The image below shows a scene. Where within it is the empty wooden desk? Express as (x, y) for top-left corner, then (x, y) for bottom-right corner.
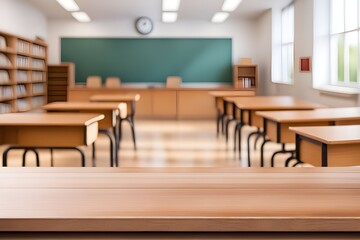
(42, 102), (126, 167)
(208, 90), (255, 136)
(0, 167), (359, 236)
(90, 93), (140, 149)
(224, 96), (323, 166)
(0, 113), (103, 167)
(257, 107), (360, 167)
(290, 125), (360, 167)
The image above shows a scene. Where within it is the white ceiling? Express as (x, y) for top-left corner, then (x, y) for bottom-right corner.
(27, 0), (292, 22)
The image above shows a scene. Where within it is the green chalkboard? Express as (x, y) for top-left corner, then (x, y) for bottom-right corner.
(61, 38), (232, 84)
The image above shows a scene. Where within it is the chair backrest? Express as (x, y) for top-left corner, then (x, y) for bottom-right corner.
(86, 76), (102, 88)
(105, 77), (121, 88)
(166, 76), (182, 88)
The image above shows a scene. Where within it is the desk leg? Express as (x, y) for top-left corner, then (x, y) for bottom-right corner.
(216, 109), (222, 137)
(99, 129), (115, 167)
(238, 123), (245, 160)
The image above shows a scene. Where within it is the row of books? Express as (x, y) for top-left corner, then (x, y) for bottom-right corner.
(17, 40), (30, 54)
(32, 45), (46, 57)
(16, 84), (27, 96)
(32, 83), (45, 94)
(0, 103), (11, 113)
(0, 36), (6, 50)
(32, 96), (45, 107)
(17, 70), (28, 82)
(32, 71), (44, 81)
(16, 56), (29, 67)
(0, 70), (10, 84)
(0, 53), (11, 67)
(17, 99), (30, 111)
(32, 59), (45, 69)
(0, 86), (13, 99)
(238, 78), (254, 89)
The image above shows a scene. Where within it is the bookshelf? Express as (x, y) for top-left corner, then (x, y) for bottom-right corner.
(233, 64), (258, 91)
(47, 63), (75, 103)
(0, 31), (47, 113)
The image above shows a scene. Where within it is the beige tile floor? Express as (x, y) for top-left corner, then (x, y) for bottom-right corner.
(2, 120), (309, 168)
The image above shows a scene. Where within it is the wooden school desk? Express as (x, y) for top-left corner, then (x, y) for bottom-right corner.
(257, 107), (360, 167)
(223, 96), (323, 166)
(42, 102), (126, 167)
(208, 90), (255, 136)
(0, 167), (359, 236)
(0, 113), (103, 167)
(290, 125), (360, 167)
(90, 93), (140, 149)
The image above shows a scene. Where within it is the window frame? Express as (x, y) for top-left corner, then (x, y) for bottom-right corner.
(329, 0), (360, 89)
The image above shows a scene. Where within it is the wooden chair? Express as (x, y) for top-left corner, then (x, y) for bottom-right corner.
(105, 77), (121, 88)
(86, 76), (102, 88)
(166, 76), (182, 88)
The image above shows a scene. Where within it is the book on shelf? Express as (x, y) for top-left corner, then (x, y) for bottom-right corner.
(32, 45), (45, 57)
(0, 86), (13, 99)
(0, 53), (12, 67)
(0, 36), (6, 50)
(32, 83), (44, 94)
(0, 103), (12, 113)
(32, 59), (45, 69)
(17, 99), (30, 111)
(0, 70), (10, 84)
(16, 84), (27, 96)
(16, 70), (28, 82)
(240, 78), (253, 88)
(17, 40), (30, 54)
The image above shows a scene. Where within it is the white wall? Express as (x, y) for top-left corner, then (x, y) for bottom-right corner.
(255, 0), (360, 107)
(0, 0), (47, 40)
(47, 19), (257, 65)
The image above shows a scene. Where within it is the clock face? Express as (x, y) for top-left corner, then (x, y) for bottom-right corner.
(135, 17), (153, 35)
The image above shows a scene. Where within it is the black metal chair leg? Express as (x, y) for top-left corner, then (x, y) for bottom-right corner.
(293, 161), (303, 167)
(216, 110), (221, 137)
(285, 153), (297, 167)
(254, 132), (262, 150)
(100, 129), (115, 167)
(270, 144), (286, 167)
(260, 139), (271, 167)
(22, 149), (29, 167)
(72, 147), (85, 167)
(92, 142), (96, 160)
(247, 131), (261, 167)
(233, 121), (240, 152)
(130, 116), (136, 150)
(238, 123), (244, 160)
(50, 148), (54, 167)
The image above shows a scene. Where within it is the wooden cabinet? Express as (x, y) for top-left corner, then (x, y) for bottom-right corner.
(0, 31), (47, 113)
(233, 64), (258, 91)
(47, 63), (74, 103)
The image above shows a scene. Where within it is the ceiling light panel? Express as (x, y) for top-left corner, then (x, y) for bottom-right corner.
(222, 0), (243, 12)
(72, 11), (91, 22)
(162, 0), (181, 11)
(56, 0), (80, 12)
(162, 12), (178, 23)
(212, 12), (229, 23)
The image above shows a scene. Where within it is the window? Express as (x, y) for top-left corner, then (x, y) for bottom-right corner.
(281, 4), (294, 84)
(272, 3), (294, 84)
(330, 0), (360, 88)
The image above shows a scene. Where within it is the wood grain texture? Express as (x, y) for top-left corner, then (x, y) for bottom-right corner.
(0, 168), (360, 232)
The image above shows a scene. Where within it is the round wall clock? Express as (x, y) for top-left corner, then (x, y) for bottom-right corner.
(135, 17), (154, 35)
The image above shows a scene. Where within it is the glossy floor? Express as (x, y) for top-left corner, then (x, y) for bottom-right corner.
(3, 120), (309, 168)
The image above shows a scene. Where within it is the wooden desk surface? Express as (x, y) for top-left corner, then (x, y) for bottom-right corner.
(90, 94), (141, 102)
(0, 113), (104, 127)
(208, 91), (255, 97)
(0, 167), (360, 232)
(225, 96), (324, 110)
(290, 125), (360, 144)
(43, 102), (126, 111)
(257, 107), (360, 122)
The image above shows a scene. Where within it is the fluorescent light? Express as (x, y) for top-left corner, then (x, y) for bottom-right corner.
(56, 0), (80, 11)
(162, 0), (181, 11)
(211, 12), (229, 23)
(72, 11), (91, 22)
(162, 12), (178, 23)
(222, 0), (242, 12)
